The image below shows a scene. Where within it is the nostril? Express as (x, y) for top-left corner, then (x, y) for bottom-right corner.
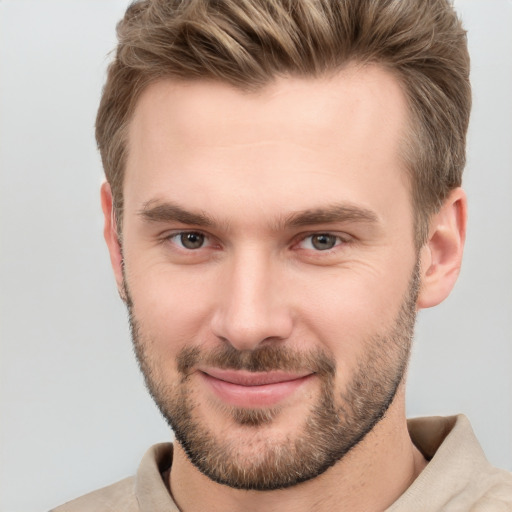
(210, 308), (293, 352)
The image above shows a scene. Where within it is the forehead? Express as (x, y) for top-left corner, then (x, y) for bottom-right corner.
(124, 65), (411, 228)
(129, 64), (409, 152)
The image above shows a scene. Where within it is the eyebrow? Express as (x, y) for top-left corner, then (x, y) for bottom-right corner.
(282, 205), (379, 229)
(138, 200), (379, 230)
(139, 201), (215, 227)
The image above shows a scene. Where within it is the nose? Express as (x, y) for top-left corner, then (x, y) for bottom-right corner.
(210, 248), (294, 351)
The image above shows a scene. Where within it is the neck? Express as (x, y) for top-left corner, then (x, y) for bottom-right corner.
(168, 390), (427, 512)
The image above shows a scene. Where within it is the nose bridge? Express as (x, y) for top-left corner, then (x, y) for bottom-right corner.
(211, 244), (292, 350)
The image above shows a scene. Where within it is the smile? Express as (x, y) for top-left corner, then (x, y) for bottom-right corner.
(198, 368), (314, 408)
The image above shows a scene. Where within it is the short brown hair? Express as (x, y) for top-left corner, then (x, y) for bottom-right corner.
(96, 0), (471, 246)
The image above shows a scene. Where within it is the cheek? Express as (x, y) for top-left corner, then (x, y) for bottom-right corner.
(291, 265), (410, 372)
(126, 263), (217, 362)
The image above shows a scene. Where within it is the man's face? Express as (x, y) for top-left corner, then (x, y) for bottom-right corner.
(118, 65), (420, 489)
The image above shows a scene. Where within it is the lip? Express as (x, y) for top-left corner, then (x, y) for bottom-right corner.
(198, 368), (313, 408)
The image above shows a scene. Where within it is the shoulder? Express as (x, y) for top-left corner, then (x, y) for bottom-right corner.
(465, 466), (512, 511)
(49, 443), (175, 512)
(389, 415), (512, 511)
(49, 476), (138, 512)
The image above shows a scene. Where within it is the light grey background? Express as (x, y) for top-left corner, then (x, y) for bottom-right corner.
(1, 1), (511, 510)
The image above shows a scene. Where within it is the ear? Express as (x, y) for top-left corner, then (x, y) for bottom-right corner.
(100, 182), (125, 298)
(416, 188), (467, 309)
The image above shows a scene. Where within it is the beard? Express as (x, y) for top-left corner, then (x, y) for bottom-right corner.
(124, 264), (419, 491)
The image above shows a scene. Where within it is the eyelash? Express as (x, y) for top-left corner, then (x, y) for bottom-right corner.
(163, 231), (349, 253)
(166, 231), (213, 250)
(295, 233), (345, 251)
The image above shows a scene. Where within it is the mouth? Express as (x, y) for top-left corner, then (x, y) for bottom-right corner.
(198, 368), (314, 408)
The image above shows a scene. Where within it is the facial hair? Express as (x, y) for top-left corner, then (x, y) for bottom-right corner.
(124, 264), (419, 490)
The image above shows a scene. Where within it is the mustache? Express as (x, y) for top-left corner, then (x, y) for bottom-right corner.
(177, 344), (336, 377)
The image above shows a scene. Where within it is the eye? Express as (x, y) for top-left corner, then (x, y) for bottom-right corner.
(299, 233), (342, 251)
(170, 231), (207, 250)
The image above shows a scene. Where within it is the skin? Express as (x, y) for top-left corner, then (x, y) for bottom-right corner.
(102, 64), (466, 511)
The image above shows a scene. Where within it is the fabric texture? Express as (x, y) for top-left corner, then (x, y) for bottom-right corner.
(50, 415), (512, 511)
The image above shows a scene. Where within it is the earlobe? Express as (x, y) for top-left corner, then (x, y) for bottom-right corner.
(416, 188), (467, 309)
(100, 182), (125, 298)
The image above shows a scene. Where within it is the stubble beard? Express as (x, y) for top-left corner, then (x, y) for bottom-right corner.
(124, 265), (419, 491)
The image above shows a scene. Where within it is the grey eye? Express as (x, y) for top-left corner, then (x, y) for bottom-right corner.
(180, 232), (205, 249)
(310, 234), (338, 250)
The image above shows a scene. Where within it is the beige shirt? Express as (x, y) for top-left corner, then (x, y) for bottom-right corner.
(51, 415), (512, 511)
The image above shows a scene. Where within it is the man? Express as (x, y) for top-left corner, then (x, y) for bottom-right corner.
(52, 0), (512, 510)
